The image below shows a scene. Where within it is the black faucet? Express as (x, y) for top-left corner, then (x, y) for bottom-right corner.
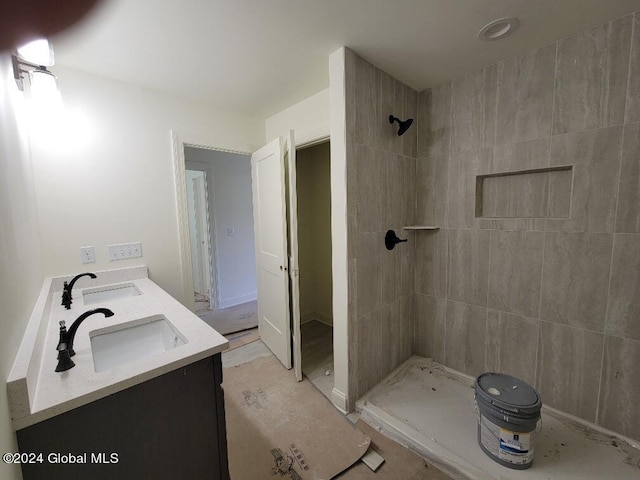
(55, 308), (114, 372)
(61, 272), (97, 309)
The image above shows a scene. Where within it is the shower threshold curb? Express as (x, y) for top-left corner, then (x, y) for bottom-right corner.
(358, 401), (490, 480)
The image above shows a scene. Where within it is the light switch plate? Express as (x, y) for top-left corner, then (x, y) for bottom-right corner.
(108, 242), (143, 261)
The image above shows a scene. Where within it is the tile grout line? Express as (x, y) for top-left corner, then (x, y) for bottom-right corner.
(485, 57), (498, 365)
(548, 41), (559, 151)
(595, 267), (611, 428)
(616, 12), (635, 233)
(594, 18), (630, 416)
(413, 89), (421, 357)
(550, 38), (560, 138)
(622, 13), (635, 125)
(443, 81), (455, 365)
(492, 61), (499, 149)
(595, 130), (626, 427)
(534, 229), (546, 390)
(414, 88), (425, 356)
(485, 229), (493, 372)
(535, 40), (560, 387)
(415, 90), (422, 227)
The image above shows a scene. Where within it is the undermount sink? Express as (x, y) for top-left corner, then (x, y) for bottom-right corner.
(90, 315), (187, 372)
(82, 283), (142, 305)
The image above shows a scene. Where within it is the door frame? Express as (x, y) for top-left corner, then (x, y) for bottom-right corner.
(171, 130), (254, 312)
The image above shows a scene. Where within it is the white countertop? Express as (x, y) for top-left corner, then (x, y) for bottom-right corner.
(7, 266), (228, 430)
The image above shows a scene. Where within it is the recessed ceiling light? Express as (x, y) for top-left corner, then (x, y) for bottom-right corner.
(478, 17), (519, 41)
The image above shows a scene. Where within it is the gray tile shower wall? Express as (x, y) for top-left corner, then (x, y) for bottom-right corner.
(486, 310), (538, 386)
(345, 49), (418, 402)
(626, 14), (640, 123)
(415, 12), (640, 442)
(617, 122), (640, 232)
(599, 335), (640, 440)
(495, 44), (555, 145)
(552, 16), (631, 136)
(536, 321), (604, 422)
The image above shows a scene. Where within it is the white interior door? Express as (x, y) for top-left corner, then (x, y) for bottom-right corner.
(251, 138), (292, 369)
(285, 130), (302, 381)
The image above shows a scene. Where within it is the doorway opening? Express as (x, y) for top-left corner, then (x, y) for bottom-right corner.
(175, 132), (336, 397)
(183, 146), (258, 335)
(296, 140), (334, 400)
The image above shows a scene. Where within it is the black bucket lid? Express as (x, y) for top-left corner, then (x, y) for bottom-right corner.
(475, 373), (541, 415)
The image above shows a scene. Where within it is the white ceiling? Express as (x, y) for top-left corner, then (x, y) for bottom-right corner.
(52, 0), (640, 119)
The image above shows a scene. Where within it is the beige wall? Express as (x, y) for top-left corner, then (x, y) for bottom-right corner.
(297, 142), (332, 324)
(0, 59), (265, 480)
(415, 12), (640, 442)
(265, 88), (329, 144)
(0, 54), (43, 480)
(29, 66), (264, 306)
(344, 49), (418, 400)
(328, 48), (350, 411)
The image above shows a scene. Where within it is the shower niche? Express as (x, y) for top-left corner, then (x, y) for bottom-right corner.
(475, 165), (573, 219)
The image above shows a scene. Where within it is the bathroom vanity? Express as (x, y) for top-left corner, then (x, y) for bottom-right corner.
(7, 266), (229, 480)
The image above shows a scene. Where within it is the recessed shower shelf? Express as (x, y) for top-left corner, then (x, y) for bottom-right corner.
(402, 225), (440, 230)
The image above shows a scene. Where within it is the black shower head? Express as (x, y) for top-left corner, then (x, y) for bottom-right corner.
(389, 115), (414, 136)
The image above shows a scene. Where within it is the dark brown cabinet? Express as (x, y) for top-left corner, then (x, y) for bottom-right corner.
(16, 354), (229, 480)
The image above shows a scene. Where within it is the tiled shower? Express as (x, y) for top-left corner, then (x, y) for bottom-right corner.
(345, 10), (640, 443)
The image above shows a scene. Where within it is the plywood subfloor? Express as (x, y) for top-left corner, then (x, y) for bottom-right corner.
(301, 320), (334, 400)
(358, 356), (640, 480)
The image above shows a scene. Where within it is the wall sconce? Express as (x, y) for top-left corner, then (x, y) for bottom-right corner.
(12, 38), (60, 104)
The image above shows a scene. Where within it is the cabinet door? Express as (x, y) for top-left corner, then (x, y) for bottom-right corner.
(17, 355), (227, 480)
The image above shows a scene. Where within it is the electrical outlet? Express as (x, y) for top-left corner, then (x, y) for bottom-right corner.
(108, 242), (143, 261)
(80, 246), (96, 264)
(227, 227), (235, 237)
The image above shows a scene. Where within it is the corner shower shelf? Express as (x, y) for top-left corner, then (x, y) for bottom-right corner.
(402, 225), (440, 230)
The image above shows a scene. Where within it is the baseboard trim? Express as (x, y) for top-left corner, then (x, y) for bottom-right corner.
(331, 387), (348, 414)
(301, 312), (315, 324)
(301, 311), (333, 326)
(218, 291), (257, 309)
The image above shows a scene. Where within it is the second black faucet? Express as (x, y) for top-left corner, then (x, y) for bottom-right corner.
(61, 272), (97, 309)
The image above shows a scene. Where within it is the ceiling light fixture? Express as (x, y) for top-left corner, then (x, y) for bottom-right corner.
(17, 38), (55, 66)
(12, 38), (61, 105)
(478, 17), (519, 41)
